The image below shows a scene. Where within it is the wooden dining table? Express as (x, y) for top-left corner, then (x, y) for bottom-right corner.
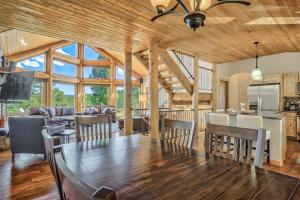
(62, 134), (300, 200)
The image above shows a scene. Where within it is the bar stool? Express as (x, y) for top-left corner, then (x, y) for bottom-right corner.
(237, 115), (271, 163)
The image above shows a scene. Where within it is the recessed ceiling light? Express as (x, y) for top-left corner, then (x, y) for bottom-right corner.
(20, 38), (27, 46)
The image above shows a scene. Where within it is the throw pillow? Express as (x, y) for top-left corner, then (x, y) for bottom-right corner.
(55, 107), (62, 116)
(102, 107), (112, 114)
(39, 108), (50, 118)
(62, 107), (75, 116)
(83, 108), (91, 115)
(29, 107), (41, 115)
(90, 107), (98, 114)
(47, 107), (56, 118)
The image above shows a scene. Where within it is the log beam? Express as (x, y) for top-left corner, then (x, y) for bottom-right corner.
(7, 40), (72, 61)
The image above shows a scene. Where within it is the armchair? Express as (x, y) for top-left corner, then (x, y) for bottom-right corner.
(9, 116), (47, 162)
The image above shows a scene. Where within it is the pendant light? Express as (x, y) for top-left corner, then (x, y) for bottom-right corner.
(150, 0), (171, 14)
(251, 42), (263, 80)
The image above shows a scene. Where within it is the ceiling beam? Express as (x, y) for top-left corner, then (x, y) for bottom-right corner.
(7, 40), (72, 61)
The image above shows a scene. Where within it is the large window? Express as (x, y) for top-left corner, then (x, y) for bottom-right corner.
(84, 85), (109, 106)
(116, 86), (124, 116)
(53, 59), (77, 77)
(52, 83), (75, 106)
(55, 43), (77, 58)
(83, 66), (111, 79)
(116, 86), (140, 116)
(115, 65), (137, 80)
(7, 79), (45, 113)
(16, 54), (46, 72)
(84, 45), (107, 60)
(132, 87), (140, 109)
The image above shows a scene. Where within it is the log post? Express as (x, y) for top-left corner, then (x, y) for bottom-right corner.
(46, 48), (53, 106)
(110, 60), (116, 106)
(124, 50), (132, 135)
(149, 42), (159, 137)
(192, 56), (199, 133)
(77, 43), (84, 112)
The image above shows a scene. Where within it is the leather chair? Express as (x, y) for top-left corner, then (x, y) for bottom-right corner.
(9, 116), (47, 162)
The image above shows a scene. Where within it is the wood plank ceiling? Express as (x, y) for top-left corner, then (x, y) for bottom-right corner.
(0, 0), (299, 63)
(0, 29), (59, 56)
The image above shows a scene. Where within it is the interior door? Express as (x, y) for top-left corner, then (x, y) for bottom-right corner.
(218, 80), (228, 110)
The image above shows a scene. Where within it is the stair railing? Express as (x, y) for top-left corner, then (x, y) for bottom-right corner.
(132, 108), (212, 132)
(171, 50), (194, 82)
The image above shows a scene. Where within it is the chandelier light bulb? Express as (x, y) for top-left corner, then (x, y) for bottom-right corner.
(151, 0), (171, 14)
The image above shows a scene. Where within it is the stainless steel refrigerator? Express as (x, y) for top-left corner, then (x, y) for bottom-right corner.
(248, 83), (280, 111)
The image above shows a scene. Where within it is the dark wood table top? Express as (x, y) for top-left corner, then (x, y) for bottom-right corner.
(62, 134), (300, 200)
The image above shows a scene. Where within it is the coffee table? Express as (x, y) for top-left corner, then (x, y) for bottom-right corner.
(54, 129), (76, 143)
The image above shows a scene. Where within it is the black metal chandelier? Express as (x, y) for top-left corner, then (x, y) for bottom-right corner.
(150, 0), (251, 31)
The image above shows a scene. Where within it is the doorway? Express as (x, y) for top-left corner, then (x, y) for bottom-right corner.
(218, 80), (228, 110)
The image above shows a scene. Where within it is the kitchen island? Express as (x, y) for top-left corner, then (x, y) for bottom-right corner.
(210, 111), (286, 166)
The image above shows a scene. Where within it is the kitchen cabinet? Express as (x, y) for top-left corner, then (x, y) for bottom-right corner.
(283, 74), (298, 97)
(286, 112), (297, 137)
(263, 74), (281, 83)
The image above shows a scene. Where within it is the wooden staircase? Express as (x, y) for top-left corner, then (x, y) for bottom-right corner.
(133, 48), (211, 105)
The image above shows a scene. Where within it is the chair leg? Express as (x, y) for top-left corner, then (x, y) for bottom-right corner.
(43, 153), (47, 161)
(267, 140), (270, 164)
(11, 153), (15, 162)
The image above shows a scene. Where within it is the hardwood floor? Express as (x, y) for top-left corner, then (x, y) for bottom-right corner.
(0, 132), (299, 200)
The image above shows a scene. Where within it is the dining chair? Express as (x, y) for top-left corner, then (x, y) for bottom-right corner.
(215, 109), (225, 112)
(205, 122), (266, 168)
(53, 146), (116, 200)
(75, 115), (112, 142)
(237, 115), (271, 163)
(207, 113), (230, 154)
(42, 129), (63, 199)
(161, 119), (195, 148)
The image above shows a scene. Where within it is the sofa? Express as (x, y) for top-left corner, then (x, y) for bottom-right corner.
(9, 116), (47, 161)
(29, 106), (79, 125)
(29, 105), (117, 125)
(83, 105), (116, 123)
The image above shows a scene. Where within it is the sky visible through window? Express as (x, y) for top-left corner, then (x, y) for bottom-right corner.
(16, 54), (46, 71)
(17, 44), (137, 94)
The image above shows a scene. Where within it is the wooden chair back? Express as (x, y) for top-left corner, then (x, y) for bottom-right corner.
(42, 128), (63, 199)
(161, 119), (195, 148)
(205, 122), (266, 168)
(54, 146), (116, 200)
(75, 115), (112, 142)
